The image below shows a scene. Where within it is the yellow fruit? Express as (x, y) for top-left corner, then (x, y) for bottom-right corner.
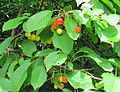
(56, 28), (63, 35)
(28, 36), (32, 40)
(35, 36), (40, 41)
(31, 34), (36, 40)
(58, 83), (64, 89)
(46, 40), (52, 44)
(51, 26), (54, 32)
(25, 32), (31, 37)
(54, 84), (58, 89)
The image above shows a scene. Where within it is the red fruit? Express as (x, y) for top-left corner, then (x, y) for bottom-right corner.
(105, 45), (111, 49)
(56, 18), (64, 24)
(58, 76), (63, 82)
(62, 76), (68, 83)
(52, 22), (58, 29)
(74, 27), (81, 33)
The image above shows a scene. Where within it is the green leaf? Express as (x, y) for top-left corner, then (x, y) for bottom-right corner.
(62, 88), (72, 92)
(10, 62), (31, 91)
(112, 0), (120, 7)
(109, 58), (120, 67)
(102, 25), (120, 42)
(35, 49), (55, 57)
(0, 77), (12, 91)
(66, 71), (94, 89)
(7, 61), (18, 78)
(2, 16), (28, 31)
(26, 10), (52, 32)
(101, 0), (116, 12)
(39, 26), (53, 42)
(75, 0), (90, 7)
(65, 17), (81, 40)
(53, 31), (73, 54)
(79, 47), (113, 71)
(0, 56), (12, 77)
(61, 0), (73, 2)
(31, 63), (47, 90)
(91, 0), (104, 9)
(0, 37), (13, 54)
(44, 51), (67, 71)
(102, 14), (119, 25)
(21, 40), (37, 57)
(102, 73), (120, 92)
(73, 10), (89, 24)
(114, 42), (120, 57)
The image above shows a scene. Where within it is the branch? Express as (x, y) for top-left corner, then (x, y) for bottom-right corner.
(56, 65), (95, 71)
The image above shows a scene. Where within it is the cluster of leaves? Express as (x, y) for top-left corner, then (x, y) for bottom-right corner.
(0, 0), (120, 92)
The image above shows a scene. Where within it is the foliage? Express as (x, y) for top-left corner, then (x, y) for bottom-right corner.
(0, 0), (120, 92)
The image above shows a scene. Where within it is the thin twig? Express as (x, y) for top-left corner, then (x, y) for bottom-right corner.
(56, 65), (96, 72)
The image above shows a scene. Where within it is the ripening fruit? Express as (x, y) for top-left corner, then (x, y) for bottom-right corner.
(58, 76), (64, 82)
(35, 36), (40, 41)
(58, 83), (64, 89)
(56, 28), (63, 35)
(51, 26), (54, 32)
(62, 76), (68, 83)
(56, 18), (64, 24)
(54, 84), (58, 89)
(25, 32), (31, 37)
(52, 22), (58, 29)
(31, 34), (36, 40)
(46, 40), (52, 44)
(41, 7), (45, 10)
(74, 27), (81, 33)
(105, 45), (111, 49)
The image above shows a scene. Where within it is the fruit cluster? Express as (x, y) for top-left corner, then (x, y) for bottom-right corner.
(54, 83), (64, 89)
(25, 33), (40, 41)
(58, 76), (68, 83)
(51, 18), (65, 35)
(42, 37), (53, 44)
(54, 76), (68, 89)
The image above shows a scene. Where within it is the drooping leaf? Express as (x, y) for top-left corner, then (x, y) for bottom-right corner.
(44, 51), (67, 71)
(114, 42), (120, 57)
(0, 77), (13, 92)
(35, 49), (55, 57)
(53, 31), (73, 54)
(65, 17), (81, 40)
(10, 62), (31, 91)
(26, 10), (52, 32)
(7, 61), (18, 78)
(66, 71), (94, 90)
(0, 37), (13, 55)
(31, 62), (47, 90)
(2, 16), (28, 31)
(21, 40), (37, 57)
(79, 47), (113, 71)
(101, 0), (116, 12)
(102, 73), (120, 92)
